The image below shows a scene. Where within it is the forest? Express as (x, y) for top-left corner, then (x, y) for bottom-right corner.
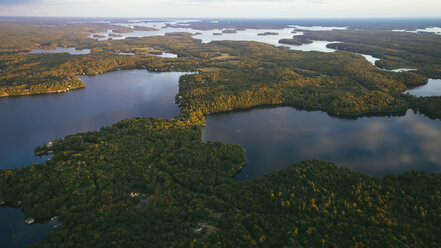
(299, 30), (441, 78)
(1, 117), (440, 247)
(1, 19), (441, 247)
(1, 24), (439, 119)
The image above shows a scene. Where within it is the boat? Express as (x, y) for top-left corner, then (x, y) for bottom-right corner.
(25, 218), (35, 225)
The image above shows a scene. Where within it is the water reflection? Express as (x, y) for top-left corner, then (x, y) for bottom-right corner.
(406, 78), (441, 97)
(0, 70), (183, 169)
(202, 107), (441, 180)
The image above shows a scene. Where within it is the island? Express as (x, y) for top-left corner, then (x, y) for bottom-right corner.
(222, 29), (237, 34)
(257, 32), (279, 36)
(278, 37), (313, 45)
(133, 26), (160, 31)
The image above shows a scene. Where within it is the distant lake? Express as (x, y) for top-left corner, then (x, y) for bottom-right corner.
(119, 52), (178, 58)
(202, 107), (441, 180)
(90, 23), (343, 53)
(392, 26), (441, 35)
(155, 52), (178, 58)
(29, 47), (91, 55)
(0, 70), (183, 170)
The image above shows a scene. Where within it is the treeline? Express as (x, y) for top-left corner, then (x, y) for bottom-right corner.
(1, 77), (84, 97)
(177, 63), (411, 120)
(405, 94), (441, 120)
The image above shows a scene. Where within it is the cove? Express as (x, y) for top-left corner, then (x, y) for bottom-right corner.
(202, 107), (441, 180)
(0, 69), (184, 247)
(0, 69), (184, 169)
(0, 208), (58, 248)
(405, 78), (441, 97)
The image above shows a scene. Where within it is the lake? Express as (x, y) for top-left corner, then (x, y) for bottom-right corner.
(0, 208), (58, 248)
(29, 47), (91, 55)
(392, 26), (441, 35)
(90, 21), (344, 53)
(202, 107), (441, 180)
(0, 70), (183, 169)
(406, 78), (441, 97)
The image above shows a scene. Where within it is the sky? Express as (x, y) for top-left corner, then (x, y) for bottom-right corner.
(0, 0), (440, 18)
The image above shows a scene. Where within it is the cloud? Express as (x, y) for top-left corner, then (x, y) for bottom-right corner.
(0, 0), (440, 17)
(0, 0), (40, 5)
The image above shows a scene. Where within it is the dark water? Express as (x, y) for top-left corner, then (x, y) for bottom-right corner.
(0, 208), (58, 248)
(202, 107), (441, 180)
(0, 69), (183, 247)
(0, 69), (183, 170)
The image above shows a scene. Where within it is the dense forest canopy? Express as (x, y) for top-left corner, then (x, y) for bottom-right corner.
(1, 118), (440, 247)
(1, 19), (441, 247)
(1, 23), (439, 120)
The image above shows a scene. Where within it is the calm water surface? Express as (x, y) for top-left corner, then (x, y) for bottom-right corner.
(0, 70), (183, 170)
(406, 78), (441, 97)
(90, 22), (342, 53)
(202, 107), (441, 180)
(29, 47), (91, 55)
(392, 27), (441, 35)
(0, 69), (183, 247)
(0, 208), (58, 248)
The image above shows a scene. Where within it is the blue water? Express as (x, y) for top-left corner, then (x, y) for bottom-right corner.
(0, 208), (58, 248)
(0, 70), (183, 170)
(202, 107), (441, 180)
(0, 69), (184, 247)
(406, 78), (441, 97)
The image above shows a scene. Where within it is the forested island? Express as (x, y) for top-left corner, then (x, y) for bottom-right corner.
(1, 19), (441, 247)
(278, 37), (313, 45)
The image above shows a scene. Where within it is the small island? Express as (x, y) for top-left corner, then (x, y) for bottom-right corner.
(164, 32), (193, 37)
(257, 32), (279, 36)
(222, 29), (237, 34)
(133, 26), (160, 31)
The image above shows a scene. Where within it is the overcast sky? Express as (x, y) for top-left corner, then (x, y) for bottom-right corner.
(0, 0), (440, 18)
